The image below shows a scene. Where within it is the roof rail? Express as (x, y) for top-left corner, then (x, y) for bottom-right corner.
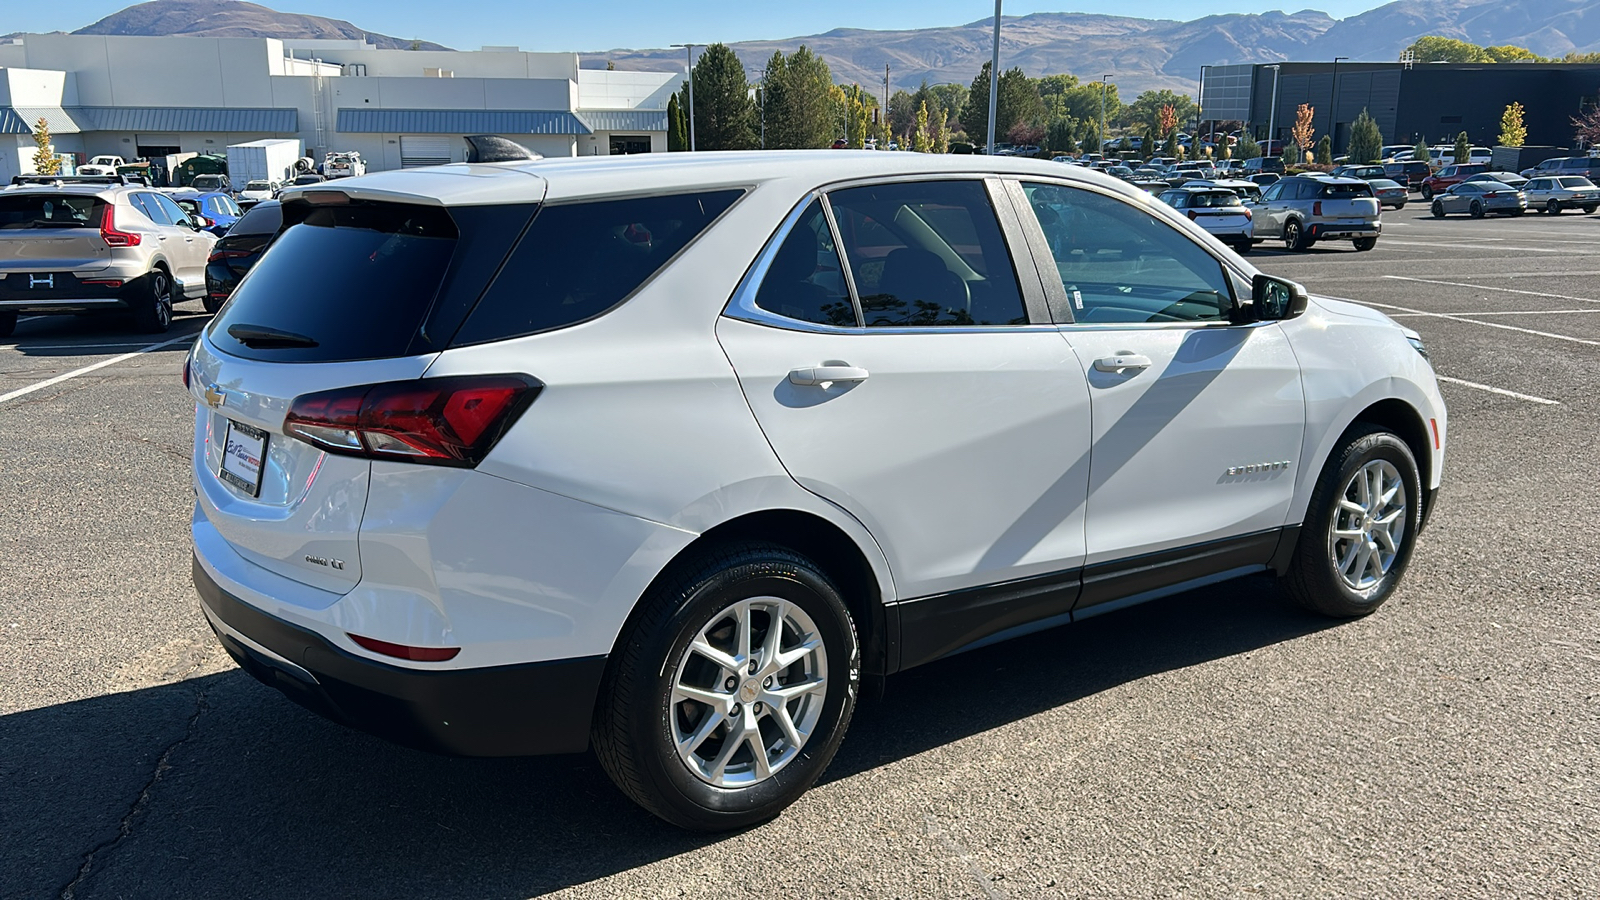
(9, 174), (133, 186)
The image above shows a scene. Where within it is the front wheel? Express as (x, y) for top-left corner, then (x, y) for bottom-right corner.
(592, 543), (859, 831)
(1284, 219), (1312, 251)
(1232, 239), (1252, 255)
(1283, 425), (1422, 618)
(1353, 236), (1377, 252)
(1420, 185), (1433, 200)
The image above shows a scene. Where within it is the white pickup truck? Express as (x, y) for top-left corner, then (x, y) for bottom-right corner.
(75, 155), (126, 176)
(324, 152), (366, 179)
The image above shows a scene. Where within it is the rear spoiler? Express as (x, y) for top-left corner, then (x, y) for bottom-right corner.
(10, 174), (148, 186)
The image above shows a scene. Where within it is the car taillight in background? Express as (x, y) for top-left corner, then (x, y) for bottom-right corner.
(100, 204), (141, 247)
(283, 375), (542, 467)
(207, 249), (252, 264)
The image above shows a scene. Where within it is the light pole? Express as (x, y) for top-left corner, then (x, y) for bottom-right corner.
(671, 44), (700, 151)
(986, 0), (1001, 155)
(1099, 75), (1110, 155)
(1197, 65), (1210, 141)
(1266, 64), (1281, 156)
(1330, 56), (1347, 150)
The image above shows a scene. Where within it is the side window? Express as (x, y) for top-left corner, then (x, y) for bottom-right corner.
(451, 189), (742, 346)
(1261, 184), (1283, 202)
(752, 200), (856, 327)
(826, 180), (1028, 327)
(151, 193), (191, 226)
(129, 193), (165, 225)
(1018, 181), (1233, 325)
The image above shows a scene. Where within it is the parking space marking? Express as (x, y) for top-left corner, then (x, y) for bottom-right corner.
(0, 333), (194, 407)
(1379, 240), (1570, 254)
(0, 341), (161, 351)
(1387, 308), (1600, 317)
(1326, 296), (1600, 347)
(1382, 275), (1599, 305)
(1435, 376), (1561, 406)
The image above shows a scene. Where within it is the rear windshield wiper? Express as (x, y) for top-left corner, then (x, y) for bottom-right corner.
(227, 324), (319, 348)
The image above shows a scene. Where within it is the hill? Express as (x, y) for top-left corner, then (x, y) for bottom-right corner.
(71, 0), (450, 51)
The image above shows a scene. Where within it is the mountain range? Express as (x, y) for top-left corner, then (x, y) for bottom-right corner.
(9, 0), (1600, 95)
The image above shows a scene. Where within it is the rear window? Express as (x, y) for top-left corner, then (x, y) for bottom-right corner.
(0, 193), (105, 230)
(1558, 177), (1595, 188)
(1187, 191), (1241, 208)
(1320, 182), (1374, 198)
(227, 202), (282, 236)
(449, 190), (742, 346)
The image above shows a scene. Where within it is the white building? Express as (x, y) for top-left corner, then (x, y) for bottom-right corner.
(0, 34), (675, 182)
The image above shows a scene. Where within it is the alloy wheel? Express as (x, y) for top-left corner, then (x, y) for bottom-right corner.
(1328, 459), (1407, 592)
(670, 596), (828, 788)
(154, 273), (173, 329)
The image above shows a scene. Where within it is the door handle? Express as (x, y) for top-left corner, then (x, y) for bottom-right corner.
(789, 365), (869, 386)
(1093, 354), (1153, 373)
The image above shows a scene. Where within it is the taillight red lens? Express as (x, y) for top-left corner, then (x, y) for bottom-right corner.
(348, 633), (460, 662)
(1242, 207), (1252, 220)
(207, 249), (252, 263)
(1313, 201), (1323, 216)
(284, 375), (540, 466)
(100, 203), (141, 247)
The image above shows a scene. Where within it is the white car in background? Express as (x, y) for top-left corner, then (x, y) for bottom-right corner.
(187, 151), (1446, 831)
(1156, 185), (1255, 251)
(238, 180), (279, 203)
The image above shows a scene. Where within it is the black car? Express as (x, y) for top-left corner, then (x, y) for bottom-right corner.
(203, 200), (281, 314)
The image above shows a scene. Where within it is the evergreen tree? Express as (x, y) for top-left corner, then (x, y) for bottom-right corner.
(1453, 131), (1471, 165)
(961, 63), (1045, 146)
(1498, 102), (1526, 146)
(962, 63), (994, 143)
(1235, 132), (1261, 160)
(1315, 135), (1333, 164)
(1413, 136), (1430, 163)
(1346, 108), (1383, 163)
(888, 89), (917, 142)
(762, 47), (835, 149)
(1046, 117), (1078, 154)
(690, 44), (757, 151)
(31, 119), (61, 175)
(930, 110), (949, 154)
(1281, 142), (1301, 170)
(666, 95), (688, 152)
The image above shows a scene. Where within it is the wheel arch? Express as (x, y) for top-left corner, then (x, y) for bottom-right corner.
(1348, 398), (1432, 493)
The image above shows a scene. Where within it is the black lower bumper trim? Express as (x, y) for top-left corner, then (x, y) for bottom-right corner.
(193, 556), (605, 757)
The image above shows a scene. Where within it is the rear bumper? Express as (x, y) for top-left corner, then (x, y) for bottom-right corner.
(193, 556), (605, 757)
(1308, 222), (1380, 240)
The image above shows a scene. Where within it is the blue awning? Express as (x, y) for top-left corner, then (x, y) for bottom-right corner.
(337, 108), (591, 135)
(577, 109), (668, 132)
(69, 107), (298, 132)
(0, 107), (82, 135)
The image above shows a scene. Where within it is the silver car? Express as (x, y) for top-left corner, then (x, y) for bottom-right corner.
(1252, 175), (1381, 252)
(1429, 181), (1526, 218)
(0, 178), (217, 335)
(1523, 176), (1599, 215)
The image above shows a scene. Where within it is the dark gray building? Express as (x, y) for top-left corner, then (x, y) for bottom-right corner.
(1200, 61), (1600, 150)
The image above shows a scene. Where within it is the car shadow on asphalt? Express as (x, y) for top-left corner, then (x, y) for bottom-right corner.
(3, 310), (208, 357)
(1, 575), (1333, 899)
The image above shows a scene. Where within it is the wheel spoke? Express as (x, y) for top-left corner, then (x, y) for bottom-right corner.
(1339, 499), (1366, 517)
(677, 709), (724, 756)
(1337, 541), (1362, 578)
(707, 727), (742, 779)
(735, 601), (753, 664)
(771, 705), (804, 748)
(673, 683), (728, 710)
(690, 638), (738, 674)
(776, 634), (823, 670)
(1332, 525), (1365, 539)
(759, 599), (787, 669)
(767, 675), (826, 703)
(746, 731), (771, 780)
(1354, 542), (1375, 584)
(1374, 527), (1399, 555)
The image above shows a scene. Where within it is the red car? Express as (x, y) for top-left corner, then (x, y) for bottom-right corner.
(1421, 164), (1488, 200)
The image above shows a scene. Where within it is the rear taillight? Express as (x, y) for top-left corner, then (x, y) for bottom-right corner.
(1242, 207), (1252, 220)
(1186, 209), (1197, 219)
(100, 204), (141, 247)
(207, 249), (251, 263)
(283, 375), (541, 467)
(181, 351), (191, 390)
(1313, 201), (1323, 216)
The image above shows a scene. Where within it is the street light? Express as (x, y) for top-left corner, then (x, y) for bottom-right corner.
(1330, 56), (1348, 149)
(1100, 75), (1110, 154)
(1197, 65), (1210, 139)
(986, 0), (1001, 155)
(1265, 64), (1281, 157)
(671, 43), (701, 151)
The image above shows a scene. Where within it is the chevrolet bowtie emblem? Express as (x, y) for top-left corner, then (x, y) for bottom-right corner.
(203, 383), (227, 408)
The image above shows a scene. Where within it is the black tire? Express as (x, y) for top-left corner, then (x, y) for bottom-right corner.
(1510, 207), (1525, 217)
(1582, 205), (1598, 215)
(1469, 201), (1484, 219)
(1283, 425), (1422, 618)
(0, 311), (15, 338)
(1547, 200), (1562, 216)
(1353, 236), (1377, 252)
(202, 290), (224, 315)
(1431, 201), (1445, 218)
(1232, 239), (1251, 255)
(130, 269), (173, 334)
(592, 542), (860, 831)
(1420, 185), (1433, 201)
(1284, 219), (1312, 252)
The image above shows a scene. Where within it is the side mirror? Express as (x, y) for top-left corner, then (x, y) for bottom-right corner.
(191, 216), (211, 230)
(1249, 274), (1309, 322)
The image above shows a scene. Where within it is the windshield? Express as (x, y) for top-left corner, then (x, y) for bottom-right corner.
(245, 181), (271, 190)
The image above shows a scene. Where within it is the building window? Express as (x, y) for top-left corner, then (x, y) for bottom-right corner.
(609, 135), (651, 155)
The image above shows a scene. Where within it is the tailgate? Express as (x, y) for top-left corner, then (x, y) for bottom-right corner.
(1321, 197), (1379, 218)
(0, 228), (111, 273)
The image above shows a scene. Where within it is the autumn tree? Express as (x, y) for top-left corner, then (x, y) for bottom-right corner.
(1499, 102), (1527, 146)
(1571, 104), (1600, 148)
(837, 84), (874, 149)
(1291, 103), (1316, 155)
(32, 118), (62, 175)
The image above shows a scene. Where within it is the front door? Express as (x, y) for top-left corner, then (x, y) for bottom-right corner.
(1013, 180), (1305, 610)
(716, 180), (1093, 650)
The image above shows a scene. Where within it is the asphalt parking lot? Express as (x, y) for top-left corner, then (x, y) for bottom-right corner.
(3, 205), (1597, 899)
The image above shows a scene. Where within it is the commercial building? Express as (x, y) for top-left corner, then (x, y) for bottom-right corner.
(1201, 61), (1600, 151)
(0, 34), (675, 182)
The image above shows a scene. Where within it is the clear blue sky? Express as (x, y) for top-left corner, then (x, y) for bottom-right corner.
(14, 1), (1388, 51)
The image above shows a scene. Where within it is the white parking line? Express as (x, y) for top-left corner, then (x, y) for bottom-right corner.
(1435, 376), (1560, 406)
(1379, 240), (1571, 254)
(1387, 308), (1600, 317)
(0, 341), (159, 351)
(1321, 294), (1600, 347)
(1382, 275), (1599, 305)
(0, 333), (193, 407)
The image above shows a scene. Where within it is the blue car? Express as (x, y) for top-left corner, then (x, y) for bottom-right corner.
(173, 191), (242, 236)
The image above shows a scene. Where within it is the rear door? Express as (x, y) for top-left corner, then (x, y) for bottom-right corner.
(717, 179), (1093, 610)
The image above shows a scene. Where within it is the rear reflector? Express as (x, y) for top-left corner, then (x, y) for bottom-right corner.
(1430, 418), (1441, 450)
(284, 374), (541, 467)
(80, 279), (124, 288)
(348, 634), (460, 662)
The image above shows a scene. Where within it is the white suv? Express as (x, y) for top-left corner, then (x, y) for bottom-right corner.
(187, 152), (1446, 831)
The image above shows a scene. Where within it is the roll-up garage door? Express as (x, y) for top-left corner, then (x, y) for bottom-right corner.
(399, 136), (454, 168)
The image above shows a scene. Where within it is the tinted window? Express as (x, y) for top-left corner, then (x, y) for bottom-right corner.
(151, 193), (192, 226)
(826, 180), (1027, 327)
(227, 201), (282, 236)
(1020, 182), (1233, 324)
(1187, 191), (1242, 208)
(1319, 182), (1373, 198)
(209, 201), (458, 362)
(1558, 177), (1595, 188)
(753, 200), (856, 327)
(0, 193), (104, 229)
(452, 190), (742, 345)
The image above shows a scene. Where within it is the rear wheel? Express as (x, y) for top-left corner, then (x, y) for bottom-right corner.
(1353, 236), (1377, 252)
(1431, 201), (1445, 218)
(1233, 239), (1251, 255)
(1469, 201), (1484, 219)
(0, 311), (15, 338)
(592, 543), (859, 831)
(130, 269), (173, 334)
(1283, 425), (1422, 618)
(1547, 200), (1562, 216)
(1583, 205), (1598, 214)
